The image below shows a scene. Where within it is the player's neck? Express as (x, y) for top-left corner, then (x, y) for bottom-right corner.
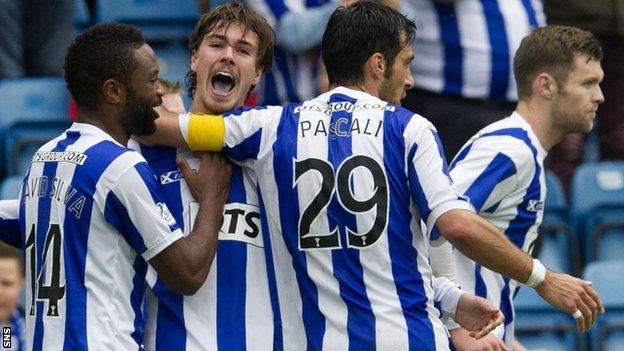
(189, 98), (230, 116)
(516, 101), (561, 151)
(75, 108), (130, 146)
(331, 83), (380, 98)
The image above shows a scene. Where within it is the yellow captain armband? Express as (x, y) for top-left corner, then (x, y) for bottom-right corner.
(186, 113), (225, 151)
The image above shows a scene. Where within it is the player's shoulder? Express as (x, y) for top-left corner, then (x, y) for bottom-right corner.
(464, 116), (538, 168)
(391, 106), (438, 139)
(224, 104), (284, 119)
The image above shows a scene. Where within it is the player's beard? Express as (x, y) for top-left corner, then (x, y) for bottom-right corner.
(122, 89), (161, 136)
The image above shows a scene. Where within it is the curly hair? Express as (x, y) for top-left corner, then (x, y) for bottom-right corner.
(63, 23), (146, 110)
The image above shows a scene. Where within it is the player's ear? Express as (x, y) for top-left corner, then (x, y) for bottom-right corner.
(252, 66), (262, 86)
(366, 53), (386, 80)
(535, 73), (557, 100)
(102, 79), (124, 105)
(190, 49), (198, 72)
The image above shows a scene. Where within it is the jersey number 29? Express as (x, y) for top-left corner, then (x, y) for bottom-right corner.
(294, 155), (388, 250)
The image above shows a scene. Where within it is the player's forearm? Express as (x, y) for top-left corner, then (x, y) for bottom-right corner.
(137, 110), (188, 148)
(179, 198), (223, 288)
(438, 209), (532, 284)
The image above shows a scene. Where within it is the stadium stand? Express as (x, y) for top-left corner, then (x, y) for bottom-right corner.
(0, 77), (71, 176)
(536, 171), (580, 274)
(74, 0), (92, 32)
(583, 260), (624, 351)
(514, 286), (581, 351)
(0, 176), (22, 200)
(570, 162), (624, 263)
(94, 0), (195, 106)
(94, 0), (200, 41)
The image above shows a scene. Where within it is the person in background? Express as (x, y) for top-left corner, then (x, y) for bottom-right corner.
(401, 0), (545, 162)
(448, 25), (604, 351)
(0, 0), (74, 78)
(0, 242), (25, 351)
(156, 78), (186, 115)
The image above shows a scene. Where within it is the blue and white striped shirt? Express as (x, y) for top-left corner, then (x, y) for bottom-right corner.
(19, 123), (183, 351)
(127, 141), (274, 351)
(405, 0), (545, 101)
(180, 86), (474, 350)
(449, 112), (547, 347)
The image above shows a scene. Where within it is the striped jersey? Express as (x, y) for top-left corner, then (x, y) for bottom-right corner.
(180, 87), (474, 350)
(449, 112), (547, 347)
(406, 0), (545, 101)
(245, 0), (330, 104)
(19, 123), (183, 351)
(126, 140), (273, 351)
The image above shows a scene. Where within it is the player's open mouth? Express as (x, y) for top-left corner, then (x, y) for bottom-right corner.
(211, 72), (235, 95)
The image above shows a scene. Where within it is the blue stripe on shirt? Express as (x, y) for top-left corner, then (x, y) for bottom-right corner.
(407, 144), (433, 224)
(257, 187), (283, 351)
(104, 191), (149, 254)
(32, 133), (78, 351)
(520, 0), (539, 27)
(152, 279), (186, 351)
(326, 93), (375, 350)
(139, 144), (188, 351)
(61, 139), (133, 350)
(480, 128), (541, 249)
(217, 165), (248, 351)
(384, 110), (436, 350)
(462, 152), (517, 212)
(273, 104), (326, 349)
(480, 0), (511, 100)
(434, 2), (462, 96)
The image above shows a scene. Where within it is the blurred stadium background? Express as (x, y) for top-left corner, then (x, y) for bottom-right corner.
(1, 1), (623, 350)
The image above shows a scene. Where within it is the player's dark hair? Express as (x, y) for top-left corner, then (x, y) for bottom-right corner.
(322, 0), (416, 86)
(186, 1), (276, 100)
(514, 25), (603, 101)
(64, 23), (146, 111)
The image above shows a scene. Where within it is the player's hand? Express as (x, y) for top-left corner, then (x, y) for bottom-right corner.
(450, 328), (509, 351)
(178, 152), (231, 205)
(535, 270), (604, 332)
(455, 294), (505, 339)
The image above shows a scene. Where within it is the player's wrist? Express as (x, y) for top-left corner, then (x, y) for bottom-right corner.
(525, 258), (546, 288)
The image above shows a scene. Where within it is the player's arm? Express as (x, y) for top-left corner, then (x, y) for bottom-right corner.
(142, 107), (279, 161)
(0, 199), (22, 249)
(433, 276), (504, 339)
(406, 120), (603, 333)
(107, 153), (230, 295)
(137, 109), (198, 149)
(148, 152), (231, 295)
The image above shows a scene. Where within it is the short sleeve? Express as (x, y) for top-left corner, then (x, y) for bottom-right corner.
(103, 162), (183, 261)
(404, 117), (473, 234)
(450, 136), (532, 213)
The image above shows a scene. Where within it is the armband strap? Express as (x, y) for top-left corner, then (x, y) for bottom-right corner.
(525, 258), (546, 288)
(187, 113), (225, 151)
